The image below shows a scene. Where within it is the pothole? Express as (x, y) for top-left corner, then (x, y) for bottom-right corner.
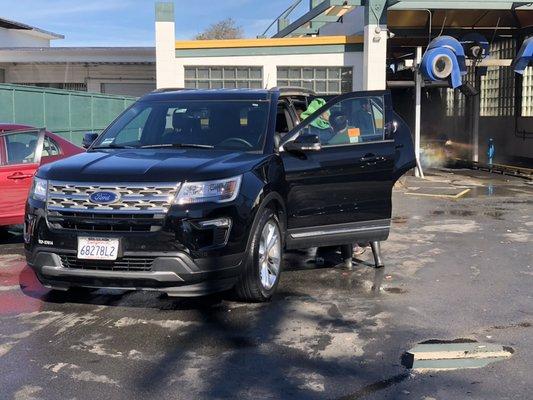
(402, 339), (514, 372)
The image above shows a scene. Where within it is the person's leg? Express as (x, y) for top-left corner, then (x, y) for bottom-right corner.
(353, 242), (367, 256)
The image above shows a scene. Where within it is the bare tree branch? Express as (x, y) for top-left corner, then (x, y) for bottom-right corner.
(195, 18), (244, 40)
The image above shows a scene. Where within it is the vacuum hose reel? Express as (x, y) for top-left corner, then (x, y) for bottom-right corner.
(513, 37), (533, 75)
(431, 52), (454, 79)
(420, 36), (467, 89)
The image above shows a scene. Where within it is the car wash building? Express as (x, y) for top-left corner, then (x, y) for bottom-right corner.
(155, 1), (533, 168)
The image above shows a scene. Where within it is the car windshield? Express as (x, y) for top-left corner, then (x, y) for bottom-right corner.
(92, 100), (270, 152)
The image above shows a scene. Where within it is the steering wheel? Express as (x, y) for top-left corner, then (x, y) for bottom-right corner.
(218, 137), (254, 149)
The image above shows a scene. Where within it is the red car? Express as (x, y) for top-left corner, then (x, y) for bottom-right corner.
(0, 124), (84, 227)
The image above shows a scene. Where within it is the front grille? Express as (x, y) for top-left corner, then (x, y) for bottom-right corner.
(47, 181), (180, 214)
(59, 254), (155, 272)
(47, 211), (164, 232)
(46, 181), (179, 232)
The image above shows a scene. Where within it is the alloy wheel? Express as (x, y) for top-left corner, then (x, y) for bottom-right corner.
(258, 219), (281, 290)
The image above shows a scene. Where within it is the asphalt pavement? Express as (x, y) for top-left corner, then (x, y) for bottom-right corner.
(0, 169), (531, 400)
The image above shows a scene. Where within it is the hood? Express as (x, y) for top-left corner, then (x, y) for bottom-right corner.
(37, 148), (268, 182)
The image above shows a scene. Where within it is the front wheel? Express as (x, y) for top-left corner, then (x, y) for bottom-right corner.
(234, 208), (283, 302)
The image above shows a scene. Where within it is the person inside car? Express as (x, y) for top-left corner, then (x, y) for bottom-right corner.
(355, 99), (375, 137)
(300, 98), (333, 143)
(326, 111), (351, 145)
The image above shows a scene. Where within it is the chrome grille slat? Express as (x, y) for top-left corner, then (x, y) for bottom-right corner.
(46, 181), (180, 214)
(46, 181), (179, 232)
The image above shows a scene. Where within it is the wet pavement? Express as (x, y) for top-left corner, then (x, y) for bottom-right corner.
(0, 169), (531, 399)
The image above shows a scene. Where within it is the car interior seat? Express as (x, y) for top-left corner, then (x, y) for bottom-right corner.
(7, 141), (33, 164)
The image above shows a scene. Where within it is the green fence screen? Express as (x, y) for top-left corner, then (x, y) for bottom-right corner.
(0, 84), (137, 145)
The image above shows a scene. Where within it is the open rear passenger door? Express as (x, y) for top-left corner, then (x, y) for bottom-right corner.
(279, 90), (415, 250)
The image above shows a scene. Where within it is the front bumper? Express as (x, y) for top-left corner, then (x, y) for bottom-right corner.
(28, 249), (244, 296)
(24, 189), (256, 296)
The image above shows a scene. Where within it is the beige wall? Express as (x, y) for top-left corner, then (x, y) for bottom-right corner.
(165, 52), (364, 91)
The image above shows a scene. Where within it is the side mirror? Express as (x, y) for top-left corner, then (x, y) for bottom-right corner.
(82, 132), (99, 149)
(284, 133), (322, 153)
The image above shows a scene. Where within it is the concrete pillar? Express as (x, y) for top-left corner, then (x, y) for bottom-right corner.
(263, 62), (277, 89)
(86, 80), (101, 93)
(363, 0), (388, 90)
(155, 2), (181, 89)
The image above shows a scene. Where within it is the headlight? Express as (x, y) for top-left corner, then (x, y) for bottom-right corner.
(30, 177), (48, 201)
(175, 176), (242, 205)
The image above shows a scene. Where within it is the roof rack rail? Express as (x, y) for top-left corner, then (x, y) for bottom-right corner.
(151, 87), (187, 93)
(274, 86), (317, 96)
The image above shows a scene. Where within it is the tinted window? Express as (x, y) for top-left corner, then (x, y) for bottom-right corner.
(295, 96), (385, 147)
(95, 100), (270, 151)
(3, 131), (39, 165)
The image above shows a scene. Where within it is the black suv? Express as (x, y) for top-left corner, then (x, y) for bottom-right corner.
(25, 88), (415, 301)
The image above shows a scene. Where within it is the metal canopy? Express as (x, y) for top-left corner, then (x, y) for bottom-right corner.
(272, 0), (362, 38)
(388, 6), (533, 57)
(272, 0), (533, 39)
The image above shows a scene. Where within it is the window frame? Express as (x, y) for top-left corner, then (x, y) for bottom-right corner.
(280, 92), (392, 151)
(92, 99), (272, 153)
(0, 129), (45, 166)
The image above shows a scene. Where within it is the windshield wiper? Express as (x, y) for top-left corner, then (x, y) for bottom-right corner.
(139, 143), (214, 149)
(91, 144), (135, 150)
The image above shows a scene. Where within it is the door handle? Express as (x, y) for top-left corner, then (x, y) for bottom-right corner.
(7, 172), (33, 180)
(361, 153), (377, 162)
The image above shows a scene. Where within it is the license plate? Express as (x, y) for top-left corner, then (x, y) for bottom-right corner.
(77, 237), (119, 260)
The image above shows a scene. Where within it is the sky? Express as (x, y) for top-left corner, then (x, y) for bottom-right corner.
(0, 0), (311, 46)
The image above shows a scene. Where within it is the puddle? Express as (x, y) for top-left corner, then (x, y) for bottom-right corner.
(402, 339), (514, 372)
(466, 185), (528, 198)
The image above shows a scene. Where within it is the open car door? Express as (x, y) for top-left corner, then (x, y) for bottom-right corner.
(280, 90), (415, 249)
(0, 129), (45, 226)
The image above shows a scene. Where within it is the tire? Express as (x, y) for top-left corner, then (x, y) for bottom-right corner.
(234, 207), (283, 302)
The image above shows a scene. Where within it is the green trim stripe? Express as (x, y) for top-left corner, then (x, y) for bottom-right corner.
(176, 44), (362, 58)
(155, 2), (174, 22)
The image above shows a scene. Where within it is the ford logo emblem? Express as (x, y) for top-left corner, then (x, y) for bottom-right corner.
(89, 191), (120, 204)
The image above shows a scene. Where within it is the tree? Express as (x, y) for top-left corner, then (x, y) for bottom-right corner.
(195, 18), (244, 40)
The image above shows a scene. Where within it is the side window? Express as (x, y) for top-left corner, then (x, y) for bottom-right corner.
(112, 107), (152, 146)
(275, 101), (295, 138)
(3, 131), (39, 165)
(297, 96), (385, 147)
(42, 136), (61, 157)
